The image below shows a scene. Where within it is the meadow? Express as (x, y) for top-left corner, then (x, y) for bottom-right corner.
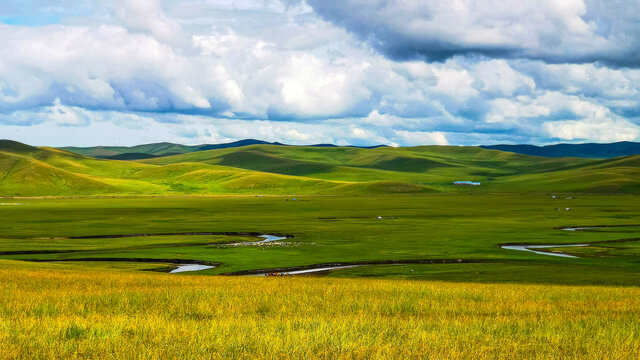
(1, 260), (639, 359)
(1, 194), (639, 283)
(2, 140), (640, 358)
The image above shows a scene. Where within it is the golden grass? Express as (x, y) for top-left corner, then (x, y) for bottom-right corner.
(1, 260), (639, 359)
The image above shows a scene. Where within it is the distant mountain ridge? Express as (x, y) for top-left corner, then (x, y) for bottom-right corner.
(480, 142), (640, 158)
(62, 140), (388, 159)
(63, 140), (640, 160)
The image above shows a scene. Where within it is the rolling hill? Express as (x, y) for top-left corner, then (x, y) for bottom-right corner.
(61, 139), (278, 159)
(65, 139), (640, 160)
(61, 139), (387, 159)
(481, 141), (640, 158)
(2, 139), (640, 196)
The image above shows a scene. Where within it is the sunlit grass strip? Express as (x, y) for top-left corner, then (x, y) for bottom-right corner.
(1, 261), (639, 359)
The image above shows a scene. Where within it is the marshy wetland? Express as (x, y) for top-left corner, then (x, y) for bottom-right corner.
(1, 193), (640, 358)
(2, 195), (639, 279)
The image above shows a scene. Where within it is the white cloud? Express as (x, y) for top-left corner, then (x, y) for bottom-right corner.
(523, 62), (640, 102)
(361, 110), (405, 127)
(46, 98), (93, 126)
(394, 130), (449, 146)
(308, 0), (640, 66)
(472, 60), (535, 96)
(485, 91), (631, 128)
(544, 119), (640, 143)
(486, 97), (550, 124)
(1, 0), (640, 146)
(432, 66), (478, 101)
(278, 53), (371, 117)
(113, 0), (183, 44)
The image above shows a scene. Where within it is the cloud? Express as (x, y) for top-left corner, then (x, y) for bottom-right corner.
(394, 130), (449, 146)
(1, 0), (640, 146)
(472, 60), (536, 97)
(544, 119), (640, 143)
(46, 98), (94, 126)
(486, 91), (630, 126)
(307, 0), (640, 66)
(276, 53), (371, 117)
(0, 20), (380, 120)
(0, 98), (97, 126)
(112, 0), (182, 43)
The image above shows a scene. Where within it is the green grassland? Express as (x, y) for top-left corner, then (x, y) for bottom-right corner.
(2, 139), (640, 358)
(2, 139), (640, 196)
(0, 194), (639, 285)
(1, 194), (639, 359)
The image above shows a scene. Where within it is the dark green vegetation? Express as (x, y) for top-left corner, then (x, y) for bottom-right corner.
(328, 263), (640, 286)
(481, 141), (640, 158)
(61, 139), (278, 159)
(61, 139), (386, 159)
(1, 194), (639, 285)
(2, 139), (640, 196)
(65, 140), (640, 160)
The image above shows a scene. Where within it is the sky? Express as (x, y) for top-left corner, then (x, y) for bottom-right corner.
(1, 0), (640, 147)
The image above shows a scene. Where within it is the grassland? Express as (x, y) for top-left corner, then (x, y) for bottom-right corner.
(2, 139), (640, 196)
(2, 139), (640, 358)
(1, 261), (639, 359)
(1, 194), (639, 284)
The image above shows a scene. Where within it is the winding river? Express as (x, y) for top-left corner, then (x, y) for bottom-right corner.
(249, 265), (362, 276)
(500, 244), (588, 258)
(224, 235), (288, 246)
(17, 225), (637, 275)
(500, 226), (602, 258)
(152, 234), (289, 273)
(170, 264), (216, 273)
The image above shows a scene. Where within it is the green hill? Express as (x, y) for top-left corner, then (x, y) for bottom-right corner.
(60, 139), (386, 159)
(481, 141), (640, 158)
(61, 142), (196, 158)
(61, 139), (279, 158)
(1, 140), (639, 196)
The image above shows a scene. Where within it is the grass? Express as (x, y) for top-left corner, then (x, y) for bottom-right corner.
(2, 140), (640, 358)
(1, 261), (639, 359)
(2, 139), (640, 196)
(60, 142), (196, 158)
(1, 194), (640, 283)
(327, 262), (640, 286)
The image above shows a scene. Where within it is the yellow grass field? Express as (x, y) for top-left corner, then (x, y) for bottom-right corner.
(1, 260), (639, 359)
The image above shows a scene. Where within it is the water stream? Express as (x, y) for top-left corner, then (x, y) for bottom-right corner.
(500, 244), (589, 258)
(223, 234), (288, 246)
(561, 226), (602, 231)
(170, 264), (216, 273)
(500, 226), (602, 257)
(249, 265), (362, 276)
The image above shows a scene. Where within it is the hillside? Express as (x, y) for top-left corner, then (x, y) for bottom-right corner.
(2, 139), (640, 196)
(62, 140), (283, 159)
(61, 139), (387, 159)
(481, 141), (640, 158)
(65, 140), (640, 160)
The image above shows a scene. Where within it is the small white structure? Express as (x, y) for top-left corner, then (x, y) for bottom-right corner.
(453, 181), (481, 186)
(566, 208), (570, 211)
